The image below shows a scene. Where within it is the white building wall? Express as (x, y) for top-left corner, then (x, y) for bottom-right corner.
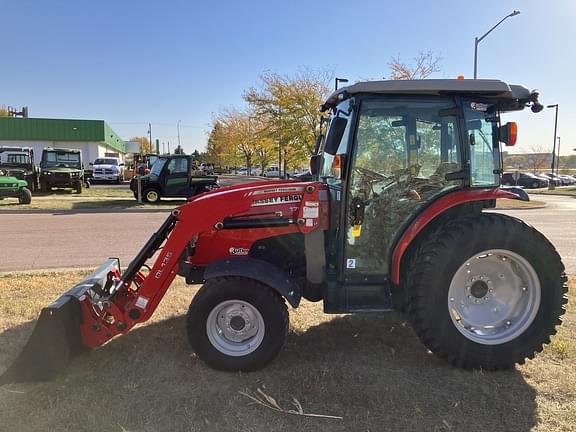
(0, 140), (124, 166)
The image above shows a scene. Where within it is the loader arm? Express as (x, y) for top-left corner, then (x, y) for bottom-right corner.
(0, 181), (326, 383)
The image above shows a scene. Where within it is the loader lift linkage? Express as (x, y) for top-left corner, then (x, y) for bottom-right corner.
(0, 79), (567, 384)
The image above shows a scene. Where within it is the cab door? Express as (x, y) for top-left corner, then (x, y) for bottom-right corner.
(329, 96), (462, 312)
(162, 157), (191, 196)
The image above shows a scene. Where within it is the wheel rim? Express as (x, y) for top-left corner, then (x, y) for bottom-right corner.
(448, 249), (541, 345)
(146, 190), (159, 202)
(206, 300), (265, 356)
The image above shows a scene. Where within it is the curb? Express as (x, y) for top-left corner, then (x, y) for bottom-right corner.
(0, 207), (174, 215)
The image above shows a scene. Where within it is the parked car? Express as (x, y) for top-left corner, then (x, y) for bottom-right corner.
(558, 174), (576, 185)
(540, 173), (563, 186)
(237, 167), (261, 176)
(91, 157), (124, 183)
(263, 166), (280, 177)
(501, 172), (548, 189)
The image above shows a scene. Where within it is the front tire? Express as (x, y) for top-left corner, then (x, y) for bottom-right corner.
(75, 182), (82, 194)
(187, 277), (289, 371)
(18, 188), (32, 204)
(406, 213), (567, 370)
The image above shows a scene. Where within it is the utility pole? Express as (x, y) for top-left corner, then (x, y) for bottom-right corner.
(177, 120), (181, 148)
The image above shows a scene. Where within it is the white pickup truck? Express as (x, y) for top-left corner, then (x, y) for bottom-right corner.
(91, 157), (124, 183)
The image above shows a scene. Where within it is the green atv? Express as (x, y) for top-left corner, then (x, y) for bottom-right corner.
(0, 169), (32, 204)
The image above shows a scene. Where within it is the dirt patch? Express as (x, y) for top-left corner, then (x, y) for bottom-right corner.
(0, 272), (573, 432)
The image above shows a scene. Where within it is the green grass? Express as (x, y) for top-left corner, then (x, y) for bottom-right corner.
(531, 186), (576, 196)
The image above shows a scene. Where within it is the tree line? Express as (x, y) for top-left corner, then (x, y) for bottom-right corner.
(206, 69), (332, 175)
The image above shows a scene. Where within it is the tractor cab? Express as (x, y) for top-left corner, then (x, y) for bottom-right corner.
(313, 79), (542, 311)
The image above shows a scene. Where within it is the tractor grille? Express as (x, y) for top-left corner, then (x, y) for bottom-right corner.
(55, 173), (70, 179)
(0, 183), (17, 188)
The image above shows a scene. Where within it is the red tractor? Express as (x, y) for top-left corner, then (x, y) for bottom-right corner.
(1, 79), (567, 384)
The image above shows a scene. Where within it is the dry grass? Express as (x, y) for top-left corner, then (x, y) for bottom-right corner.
(0, 272), (574, 432)
(0, 187), (184, 210)
(495, 198), (547, 210)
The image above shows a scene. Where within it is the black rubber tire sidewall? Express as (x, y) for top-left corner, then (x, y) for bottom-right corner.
(408, 213), (566, 369)
(18, 188), (32, 204)
(187, 277), (289, 371)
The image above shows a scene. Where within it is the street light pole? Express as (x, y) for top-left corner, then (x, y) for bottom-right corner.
(547, 104), (559, 179)
(556, 137), (561, 175)
(474, 10), (520, 79)
(177, 120), (182, 149)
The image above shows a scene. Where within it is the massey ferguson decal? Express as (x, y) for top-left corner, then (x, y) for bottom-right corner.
(252, 194), (303, 207)
(249, 187), (305, 196)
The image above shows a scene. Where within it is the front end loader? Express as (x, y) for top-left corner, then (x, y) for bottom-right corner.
(1, 79), (567, 384)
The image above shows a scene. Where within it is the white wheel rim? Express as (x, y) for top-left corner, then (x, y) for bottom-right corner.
(448, 249), (541, 345)
(206, 300), (265, 356)
(146, 190), (158, 201)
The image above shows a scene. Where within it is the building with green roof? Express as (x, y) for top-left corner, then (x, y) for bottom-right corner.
(0, 117), (126, 165)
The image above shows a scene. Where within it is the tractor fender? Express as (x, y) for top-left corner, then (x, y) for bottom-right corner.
(390, 188), (521, 285)
(203, 257), (302, 308)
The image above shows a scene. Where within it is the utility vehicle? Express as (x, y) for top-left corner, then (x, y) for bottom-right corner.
(130, 154), (218, 203)
(0, 79), (567, 384)
(0, 169), (32, 204)
(0, 146), (39, 191)
(39, 148), (84, 193)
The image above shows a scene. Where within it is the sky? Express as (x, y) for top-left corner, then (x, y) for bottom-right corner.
(1, 0), (574, 156)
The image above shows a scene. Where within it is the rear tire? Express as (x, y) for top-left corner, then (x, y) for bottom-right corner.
(18, 188), (32, 204)
(406, 213), (567, 370)
(187, 277), (289, 371)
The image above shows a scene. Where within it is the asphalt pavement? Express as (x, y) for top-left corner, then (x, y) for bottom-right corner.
(0, 193), (574, 274)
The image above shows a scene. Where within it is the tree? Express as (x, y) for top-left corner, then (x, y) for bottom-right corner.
(130, 136), (153, 154)
(388, 51), (442, 80)
(243, 69), (331, 173)
(0, 106), (9, 117)
(523, 145), (551, 174)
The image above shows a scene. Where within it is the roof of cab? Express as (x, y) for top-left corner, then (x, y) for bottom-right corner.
(324, 79), (532, 107)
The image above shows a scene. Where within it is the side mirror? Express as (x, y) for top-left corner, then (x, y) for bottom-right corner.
(89, 162), (93, 166)
(499, 122), (518, 146)
(119, 163), (124, 167)
(310, 154), (322, 175)
(324, 117), (348, 155)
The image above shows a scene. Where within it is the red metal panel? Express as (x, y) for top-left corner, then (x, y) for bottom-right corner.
(389, 188), (521, 285)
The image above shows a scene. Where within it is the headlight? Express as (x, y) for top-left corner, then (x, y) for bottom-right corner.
(42, 171), (53, 176)
(71, 172), (79, 177)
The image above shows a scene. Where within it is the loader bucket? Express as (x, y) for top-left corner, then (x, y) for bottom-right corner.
(0, 258), (120, 385)
(0, 296), (85, 384)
